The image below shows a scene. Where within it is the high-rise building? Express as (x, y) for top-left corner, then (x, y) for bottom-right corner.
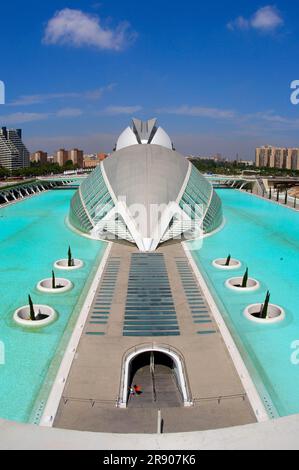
(255, 146), (272, 167)
(287, 148), (299, 170)
(56, 149), (69, 167)
(0, 127), (30, 170)
(30, 150), (48, 164)
(255, 145), (299, 170)
(68, 148), (83, 167)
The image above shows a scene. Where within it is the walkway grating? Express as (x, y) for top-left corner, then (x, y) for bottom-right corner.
(123, 253), (180, 337)
(176, 258), (217, 334)
(85, 257), (120, 336)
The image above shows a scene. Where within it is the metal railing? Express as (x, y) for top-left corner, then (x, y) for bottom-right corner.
(243, 181), (299, 210)
(61, 392), (247, 412)
(62, 396), (118, 407)
(193, 393), (246, 405)
(0, 180), (64, 206)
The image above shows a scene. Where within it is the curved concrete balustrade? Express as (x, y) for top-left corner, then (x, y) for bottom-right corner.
(0, 414), (299, 450)
(226, 277), (260, 292)
(37, 278), (73, 294)
(212, 258), (241, 270)
(54, 259), (83, 270)
(244, 304), (285, 324)
(14, 305), (56, 328)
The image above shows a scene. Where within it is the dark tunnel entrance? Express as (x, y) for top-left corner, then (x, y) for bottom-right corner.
(127, 351), (183, 408)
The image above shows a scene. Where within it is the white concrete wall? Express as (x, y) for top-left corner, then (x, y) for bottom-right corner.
(1, 414), (299, 450)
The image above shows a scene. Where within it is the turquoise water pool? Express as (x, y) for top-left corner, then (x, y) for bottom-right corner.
(0, 190), (106, 423)
(189, 190), (299, 417)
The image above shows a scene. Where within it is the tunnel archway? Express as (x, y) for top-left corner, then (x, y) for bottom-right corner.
(119, 345), (192, 408)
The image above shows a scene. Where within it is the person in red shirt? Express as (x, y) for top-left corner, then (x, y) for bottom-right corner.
(133, 384), (142, 395)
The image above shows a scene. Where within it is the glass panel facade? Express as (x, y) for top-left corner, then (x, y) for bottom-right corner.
(69, 189), (93, 233)
(69, 165), (115, 234)
(69, 160), (223, 242)
(203, 190), (223, 233)
(179, 165), (222, 234)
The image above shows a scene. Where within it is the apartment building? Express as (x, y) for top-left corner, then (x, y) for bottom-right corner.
(56, 149), (69, 167)
(255, 145), (299, 170)
(55, 148), (84, 167)
(0, 127), (30, 170)
(68, 148), (83, 168)
(30, 150), (48, 164)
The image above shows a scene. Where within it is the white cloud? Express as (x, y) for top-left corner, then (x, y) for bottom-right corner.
(0, 112), (49, 124)
(227, 16), (249, 31)
(157, 105), (236, 120)
(248, 111), (299, 129)
(43, 8), (136, 51)
(10, 84), (115, 106)
(104, 105), (143, 115)
(0, 108), (84, 124)
(228, 6), (283, 33)
(10, 93), (78, 107)
(56, 108), (83, 117)
(156, 104), (299, 132)
(251, 6), (283, 31)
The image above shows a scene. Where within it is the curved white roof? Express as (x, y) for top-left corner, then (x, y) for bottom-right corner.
(116, 118), (173, 151)
(150, 126), (172, 149)
(115, 127), (138, 151)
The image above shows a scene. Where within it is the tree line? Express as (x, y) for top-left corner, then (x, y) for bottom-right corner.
(0, 160), (80, 179)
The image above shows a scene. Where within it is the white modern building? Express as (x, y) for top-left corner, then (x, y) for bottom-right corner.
(69, 118), (223, 251)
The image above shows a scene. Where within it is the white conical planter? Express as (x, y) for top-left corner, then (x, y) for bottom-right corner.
(226, 277), (260, 292)
(244, 303), (285, 324)
(54, 259), (83, 271)
(37, 278), (73, 294)
(212, 258), (241, 270)
(14, 305), (56, 328)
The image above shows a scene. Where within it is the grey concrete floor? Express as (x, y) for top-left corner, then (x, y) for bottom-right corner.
(128, 364), (182, 409)
(54, 242), (257, 433)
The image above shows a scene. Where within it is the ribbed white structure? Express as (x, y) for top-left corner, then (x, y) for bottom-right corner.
(116, 118), (173, 151)
(69, 119), (223, 251)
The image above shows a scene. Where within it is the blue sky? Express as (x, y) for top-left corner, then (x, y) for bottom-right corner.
(1, 0), (299, 158)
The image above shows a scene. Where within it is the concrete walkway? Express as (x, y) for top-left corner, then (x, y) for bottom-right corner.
(54, 242), (256, 433)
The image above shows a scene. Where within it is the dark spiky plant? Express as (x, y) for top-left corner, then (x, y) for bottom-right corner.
(225, 254), (231, 266)
(28, 295), (36, 321)
(241, 268), (249, 288)
(68, 246), (73, 267)
(260, 291), (271, 319)
(52, 270), (56, 289)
